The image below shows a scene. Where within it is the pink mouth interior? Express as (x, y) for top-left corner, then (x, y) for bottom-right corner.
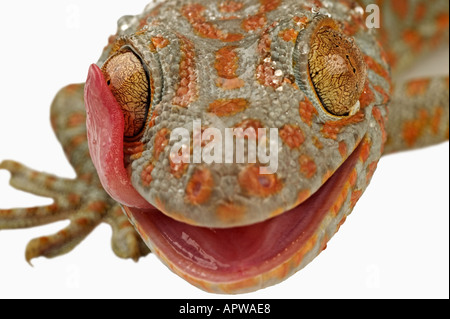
(85, 63), (361, 285)
(126, 144), (360, 284)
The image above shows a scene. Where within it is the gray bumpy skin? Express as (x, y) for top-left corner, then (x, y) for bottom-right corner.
(97, 0), (389, 228)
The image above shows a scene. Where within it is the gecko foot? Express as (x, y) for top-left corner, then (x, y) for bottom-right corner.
(0, 160), (150, 263)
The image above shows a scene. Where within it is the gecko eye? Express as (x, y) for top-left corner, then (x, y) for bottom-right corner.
(307, 22), (367, 116)
(101, 48), (150, 139)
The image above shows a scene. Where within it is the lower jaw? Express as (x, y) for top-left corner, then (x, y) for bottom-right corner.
(124, 141), (363, 294)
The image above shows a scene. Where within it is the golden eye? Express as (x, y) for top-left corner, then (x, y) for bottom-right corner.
(101, 49), (150, 139)
(308, 25), (366, 116)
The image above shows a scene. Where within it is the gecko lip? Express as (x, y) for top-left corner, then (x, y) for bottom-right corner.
(124, 141), (363, 293)
(84, 64), (153, 210)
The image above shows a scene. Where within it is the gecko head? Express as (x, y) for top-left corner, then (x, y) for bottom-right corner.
(84, 1), (391, 294)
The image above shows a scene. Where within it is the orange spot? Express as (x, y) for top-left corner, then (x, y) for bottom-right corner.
(215, 46), (239, 79)
(257, 32), (271, 56)
(123, 141), (145, 157)
(87, 201), (107, 213)
(279, 28), (299, 42)
(391, 0), (408, 19)
(299, 155), (317, 178)
(79, 173), (94, 183)
(279, 124), (305, 149)
(321, 170), (333, 184)
(321, 111), (365, 140)
(67, 113), (86, 128)
(44, 176), (57, 189)
(151, 36), (170, 49)
(242, 13), (267, 32)
(141, 162), (154, 187)
(291, 234), (317, 267)
(153, 128), (171, 160)
(312, 136), (323, 149)
(172, 37), (198, 108)
(359, 81), (376, 109)
(414, 3), (427, 21)
(331, 184), (349, 216)
(75, 217), (89, 227)
(384, 49), (398, 70)
(68, 193), (81, 205)
(216, 202), (246, 224)
(296, 189), (311, 206)
(208, 98), (249, 116)
(169, 149), (189, 179)
(374, 85), (390, 104)
(181, 3), (244, 42)
(260, 0), (281, 12)
(220, 277), (259, 294)
(39, 237), (50, 245)
(359, 139), (371, 163)
(350, 189), (363, 208)
(341, 20), (359, 36)
(338, 141), (347, 158)
(234, 119), (264, 140)
(431, 107), (444, 135)
(402, 109), (429, 147)
(241, 0), (280, 33)
(298, 97), (318, 126)
(119, 220), (131, 229)
(216, 77), (245, 89)
(64, 84), (81, 95)
(406, 78), (430, 97)
(403, 30), (423, 52)
(238, 165), (283, 197)
(269, 207), (285, 218)
(364, 56), (390, 82)
(437, 13), (449, 30)
(293, 16), (308, 26)
(219, 1), (244, 12)
(349, 169), (358, 188)
(186, 168), (214, 205)
(154, 197), (166, 213)
(256, 61), (283, 89)
(147, 109), (159, 129)
(66, 134), (87, 153)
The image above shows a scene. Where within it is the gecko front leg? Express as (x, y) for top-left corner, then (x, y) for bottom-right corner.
(0, 84), (149, 263)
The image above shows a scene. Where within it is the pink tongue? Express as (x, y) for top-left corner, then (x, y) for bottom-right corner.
(84, 64), (152, 209)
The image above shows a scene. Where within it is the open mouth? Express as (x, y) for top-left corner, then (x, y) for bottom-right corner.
(85, 63), (363, 293)
(124, 140), (361, 293)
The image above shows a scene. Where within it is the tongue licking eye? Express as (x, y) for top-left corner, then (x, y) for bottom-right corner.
(101, 48), (151, 140)
(84, 49), (153, 210)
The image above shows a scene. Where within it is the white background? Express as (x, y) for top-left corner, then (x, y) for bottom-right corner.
(0, 1), (448, 299)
